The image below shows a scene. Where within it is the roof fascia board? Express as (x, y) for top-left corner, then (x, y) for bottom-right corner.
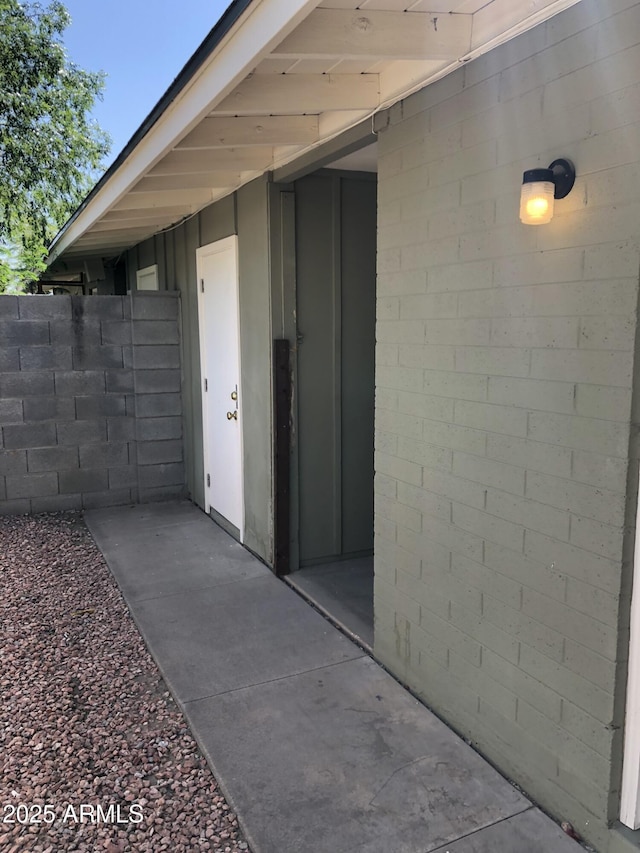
(48, 0), (320, 262)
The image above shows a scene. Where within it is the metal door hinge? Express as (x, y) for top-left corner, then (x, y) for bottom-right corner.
(200, 279), (204, 293)
(207, 474), (210, 487)
(204, 378), (208, 391)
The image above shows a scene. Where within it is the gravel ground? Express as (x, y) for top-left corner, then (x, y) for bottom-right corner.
(0, 512), (250, 853)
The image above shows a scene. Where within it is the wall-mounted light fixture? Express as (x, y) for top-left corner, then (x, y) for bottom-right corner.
(519, 158), (575, 225)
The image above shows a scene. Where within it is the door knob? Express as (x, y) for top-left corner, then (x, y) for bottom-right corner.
(230, 390), (238, 401)
(227, 411), (237, 420)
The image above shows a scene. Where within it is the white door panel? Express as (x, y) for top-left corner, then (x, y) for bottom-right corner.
(196, 237), (243, 538)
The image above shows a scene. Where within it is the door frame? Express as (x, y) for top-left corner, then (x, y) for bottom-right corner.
(269, 186), (300, 571)
(196, 235), (244, 541)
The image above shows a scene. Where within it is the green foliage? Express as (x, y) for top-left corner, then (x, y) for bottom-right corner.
(0, 235), (46, 293)
(0, 0), (111, 291)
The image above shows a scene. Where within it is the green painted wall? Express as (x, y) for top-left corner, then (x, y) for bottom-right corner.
(237, 177), (273, 561)
(125, 178), (273, 564)
(294, 171), (376, 566)
(373, 2), (640, 849)
(341, 176), (377, 555)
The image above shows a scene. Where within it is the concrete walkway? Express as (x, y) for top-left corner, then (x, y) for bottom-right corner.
(85, 500), (583, 853)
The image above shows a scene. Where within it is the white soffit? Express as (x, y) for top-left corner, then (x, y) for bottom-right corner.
(49, 0), (584, 264)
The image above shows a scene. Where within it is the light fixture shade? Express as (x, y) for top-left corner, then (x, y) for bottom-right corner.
(520, 168), (555, 225)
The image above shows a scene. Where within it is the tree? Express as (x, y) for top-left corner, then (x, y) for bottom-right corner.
(0, 0), (110, 291)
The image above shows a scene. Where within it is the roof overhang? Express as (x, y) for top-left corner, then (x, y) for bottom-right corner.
(47, 0), (584, 269)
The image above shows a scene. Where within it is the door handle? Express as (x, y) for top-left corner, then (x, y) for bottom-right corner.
(230, 390), (238, 401)
(227, 411), (237, 420)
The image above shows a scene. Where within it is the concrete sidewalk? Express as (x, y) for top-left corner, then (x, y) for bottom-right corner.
(85, 500), (583, 853)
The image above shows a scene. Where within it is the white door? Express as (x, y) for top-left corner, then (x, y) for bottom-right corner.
(196, 237), (244, 539)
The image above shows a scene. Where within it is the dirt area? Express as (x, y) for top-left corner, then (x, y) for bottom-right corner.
(0, 512), (249, 853)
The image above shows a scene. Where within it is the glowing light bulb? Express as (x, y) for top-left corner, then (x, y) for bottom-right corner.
(519, 176), (555, 225)
(526, 196), (550, 218)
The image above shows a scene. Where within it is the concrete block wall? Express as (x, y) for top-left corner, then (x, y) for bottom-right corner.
(0, 292), (184, 513)
(374, 2), (640, 850)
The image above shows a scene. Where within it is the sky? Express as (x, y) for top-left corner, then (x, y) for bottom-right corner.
(61, 0), (232, 171)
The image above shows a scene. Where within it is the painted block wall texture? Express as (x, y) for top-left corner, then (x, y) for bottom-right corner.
(0, 293), (184, 513)
(374, 1), (640, 849)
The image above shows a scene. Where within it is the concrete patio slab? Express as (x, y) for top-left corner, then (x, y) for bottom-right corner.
(88, 505), (263, 601)
(84, 501), (584, 853)
(87, 499), (202, 534)
(184, 655), (529, 853)
(428, 808), (584, 852)
(128, 574), (363, 702)
(287, 556), (374, 648)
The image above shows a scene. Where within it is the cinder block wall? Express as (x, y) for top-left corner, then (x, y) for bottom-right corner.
(0, 292), (184, 513)
(374, 1), (640, 849)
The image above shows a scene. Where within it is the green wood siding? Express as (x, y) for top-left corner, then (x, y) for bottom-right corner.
(295, 171), (376, 565)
